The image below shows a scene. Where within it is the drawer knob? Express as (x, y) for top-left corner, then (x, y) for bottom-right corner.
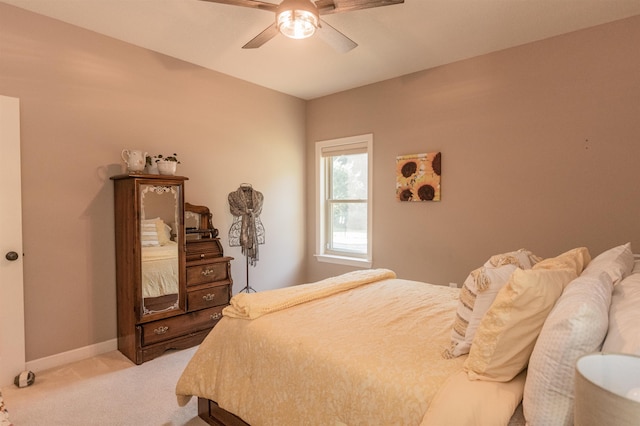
(210, 312), (221, 321)
(202, 293), (215, 301)
(201, 269), (215, 276)
(154, 326), (169, 335)
(200, 254), (205, 259)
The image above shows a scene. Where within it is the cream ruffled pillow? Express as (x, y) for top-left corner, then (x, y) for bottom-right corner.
(444, 249), (540, 358)
(463, 247), (591, 382)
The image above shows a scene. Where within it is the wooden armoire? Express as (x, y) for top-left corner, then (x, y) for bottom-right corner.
(111, 174), (232, 364)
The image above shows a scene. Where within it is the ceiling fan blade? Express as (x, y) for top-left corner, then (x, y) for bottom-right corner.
(198, 0), (278, 13)
(316, 19), (358, 53)
(317, 0), (404, 16)
(242, 23), (280, 49)
(314, 0), (337, 13)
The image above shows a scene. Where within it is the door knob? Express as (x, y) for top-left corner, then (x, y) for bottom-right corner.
(5, 251), (19, 261)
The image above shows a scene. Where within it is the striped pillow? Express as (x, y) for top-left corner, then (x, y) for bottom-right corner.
(141, 219), (160, 247)
(443, 249), (540, 358)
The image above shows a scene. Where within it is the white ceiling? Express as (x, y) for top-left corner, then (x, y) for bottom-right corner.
(4, 0), (640, 100)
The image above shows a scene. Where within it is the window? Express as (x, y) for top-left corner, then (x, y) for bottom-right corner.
(315, 134), (372, 267)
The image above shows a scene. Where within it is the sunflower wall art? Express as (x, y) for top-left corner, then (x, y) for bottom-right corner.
(396, 152), (441, 202)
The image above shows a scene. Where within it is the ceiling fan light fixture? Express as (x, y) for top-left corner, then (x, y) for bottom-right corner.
(277, 0), (319, 40)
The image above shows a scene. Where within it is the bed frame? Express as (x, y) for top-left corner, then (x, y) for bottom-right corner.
(198, 398), (249, 426)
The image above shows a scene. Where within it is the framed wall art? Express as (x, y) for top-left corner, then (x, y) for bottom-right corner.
(396, 152), (441, 202)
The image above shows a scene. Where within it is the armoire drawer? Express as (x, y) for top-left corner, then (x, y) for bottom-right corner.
(186, 260), (229, 286)
(186, 239), (224, 262)
(188, 284), (230, 311)
(140, 306), (225, 346)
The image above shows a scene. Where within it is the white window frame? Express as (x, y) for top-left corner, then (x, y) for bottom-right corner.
(315, 134), (373, 268)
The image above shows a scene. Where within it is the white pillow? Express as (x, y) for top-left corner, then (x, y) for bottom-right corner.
(443, 249), (540, 358)
(581, 242), (634, 285)
(602, 271), (640, 355)
(523, 272), (613, 426)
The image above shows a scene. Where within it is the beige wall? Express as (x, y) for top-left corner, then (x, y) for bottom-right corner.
(2, 2), (640, 363)
(0, 4), (307, 361)
(306, 15), (640, 285)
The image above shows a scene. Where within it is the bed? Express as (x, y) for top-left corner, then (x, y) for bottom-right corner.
(176, 244), (640, 425)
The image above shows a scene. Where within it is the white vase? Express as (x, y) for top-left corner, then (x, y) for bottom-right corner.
(146, 157), (159, 174)
(157, 160), (177, 175)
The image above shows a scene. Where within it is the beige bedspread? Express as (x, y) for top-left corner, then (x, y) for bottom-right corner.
(176, 276), (469, 425)
(223, 268), (397, 319)
(141, 242), (178, 298)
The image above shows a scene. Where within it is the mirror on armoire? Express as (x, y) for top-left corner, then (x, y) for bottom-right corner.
(139, 183), (181, 316)
(185, 202), (219, 240)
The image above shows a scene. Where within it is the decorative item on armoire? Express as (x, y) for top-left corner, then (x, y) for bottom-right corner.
(155, 153), (180, 176)
(121, 149), (147, 173)
(228, 183), (265, 293)
(396, 152), (441, 201)
(145, 155), (159, 174)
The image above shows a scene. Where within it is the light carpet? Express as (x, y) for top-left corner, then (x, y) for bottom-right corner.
(1, 347), (207, 425)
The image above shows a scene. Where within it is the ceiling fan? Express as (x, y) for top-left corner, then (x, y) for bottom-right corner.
(199, 0), (404, 53)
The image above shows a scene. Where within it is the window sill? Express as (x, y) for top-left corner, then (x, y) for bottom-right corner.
(315, 254), (372, 268)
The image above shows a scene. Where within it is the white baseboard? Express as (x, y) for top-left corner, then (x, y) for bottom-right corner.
(25, 339), (118, 373)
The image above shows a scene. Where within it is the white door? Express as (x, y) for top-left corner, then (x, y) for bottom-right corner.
(0, 95), (25, 387)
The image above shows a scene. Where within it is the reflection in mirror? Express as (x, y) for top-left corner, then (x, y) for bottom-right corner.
(184, 210), (201, 235)
(140, 184), (180, 315)
(185, 202), (218, 240)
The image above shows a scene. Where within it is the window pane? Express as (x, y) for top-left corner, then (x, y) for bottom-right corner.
(329, 202), (367, 254)
(330, 153), (367, 200)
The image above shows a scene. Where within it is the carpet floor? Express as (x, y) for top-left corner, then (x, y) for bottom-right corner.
(1, 347), (207, 425)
